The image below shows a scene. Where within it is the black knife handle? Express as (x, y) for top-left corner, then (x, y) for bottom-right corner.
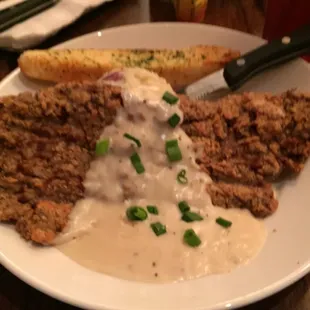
(223, 23), (310, 90)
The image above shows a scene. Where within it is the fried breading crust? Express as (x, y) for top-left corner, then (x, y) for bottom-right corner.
(16, 201), (71, 244)
(0, 82), (123, 244)
(181, 91), (310, 184)
(206, 183), (278, 218)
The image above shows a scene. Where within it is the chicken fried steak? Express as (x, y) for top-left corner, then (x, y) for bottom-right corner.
(0, 82), (308, 244)
(0, 83), (122, 244)
(181, 91), (310, 185)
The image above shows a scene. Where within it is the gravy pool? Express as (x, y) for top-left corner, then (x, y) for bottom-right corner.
(56, 68), (267, 283)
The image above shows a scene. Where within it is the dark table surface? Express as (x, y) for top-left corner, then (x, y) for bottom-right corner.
(0, 0), (309, 309)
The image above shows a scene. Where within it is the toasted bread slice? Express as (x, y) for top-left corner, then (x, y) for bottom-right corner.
(18, 46), (240, 89)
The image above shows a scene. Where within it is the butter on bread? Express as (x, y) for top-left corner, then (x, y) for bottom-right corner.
(18, 46), (240, 89)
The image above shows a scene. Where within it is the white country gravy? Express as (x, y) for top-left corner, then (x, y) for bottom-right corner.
(56, 68), (267, 283)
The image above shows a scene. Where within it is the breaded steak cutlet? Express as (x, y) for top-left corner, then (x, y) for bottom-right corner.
(0, 83), (122, 244)
(181, 91), (310, 185)
(0, 82), (309, 244)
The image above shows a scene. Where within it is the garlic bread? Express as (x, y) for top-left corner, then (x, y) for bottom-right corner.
(18, 46), (240, 89)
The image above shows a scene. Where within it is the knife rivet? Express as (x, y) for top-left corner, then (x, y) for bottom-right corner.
(282, 36), (291, 44)
(236, 58), (246, 66)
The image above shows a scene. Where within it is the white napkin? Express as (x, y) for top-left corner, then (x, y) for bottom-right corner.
(0, 0), (26, 10)
(0, 0), (114, 50)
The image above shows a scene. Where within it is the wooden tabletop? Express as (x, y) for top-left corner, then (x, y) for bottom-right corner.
(0, 0), (309, 309)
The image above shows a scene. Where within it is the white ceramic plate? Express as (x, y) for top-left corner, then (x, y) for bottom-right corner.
(1, 23), (310, 310)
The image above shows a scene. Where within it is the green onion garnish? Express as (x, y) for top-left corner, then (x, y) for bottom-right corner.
(181, 211), (203, 222)
(183, 229), (201, 247)
(165, 139), (182, 162)
(177, 169), (188, 184)
(178, 201), (190, 213)
(168, 113), (181, 128)
(150, 222), (167, 236)
(95, 139), (109, 156)
(162, 91), (178, 105)
(147, 205), (159, 215)
(216, 217), (232, 228)
(124, 133), (141, 148)
(130, 152), (145, 174)
(126, 206), (148, 221)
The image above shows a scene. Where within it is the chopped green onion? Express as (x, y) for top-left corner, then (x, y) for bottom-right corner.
(95, 139), (109, 156)
(168, 113), (181, 128)
(178, 201), (190, 213)
(177, 169), (188, 184)
(147, 205), (159, 215)
(130, 152), (145, 174)
(181, 211), (203, 222)
(165, 139), (182, 162)
(150, 222), (167, 236)
(216, 217), (232, 228)
(124, 133), (141, 148)
(183, 229), (201, 247)
(126, 206), (148, 221)
(162, 91), (178, 105)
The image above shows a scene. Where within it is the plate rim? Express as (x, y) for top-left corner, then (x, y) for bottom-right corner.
(1, 22), (310, 310)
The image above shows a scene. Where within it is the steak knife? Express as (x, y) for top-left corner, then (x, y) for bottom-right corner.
(182, 23), (310, 100)
(0, 0), (60, 34)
